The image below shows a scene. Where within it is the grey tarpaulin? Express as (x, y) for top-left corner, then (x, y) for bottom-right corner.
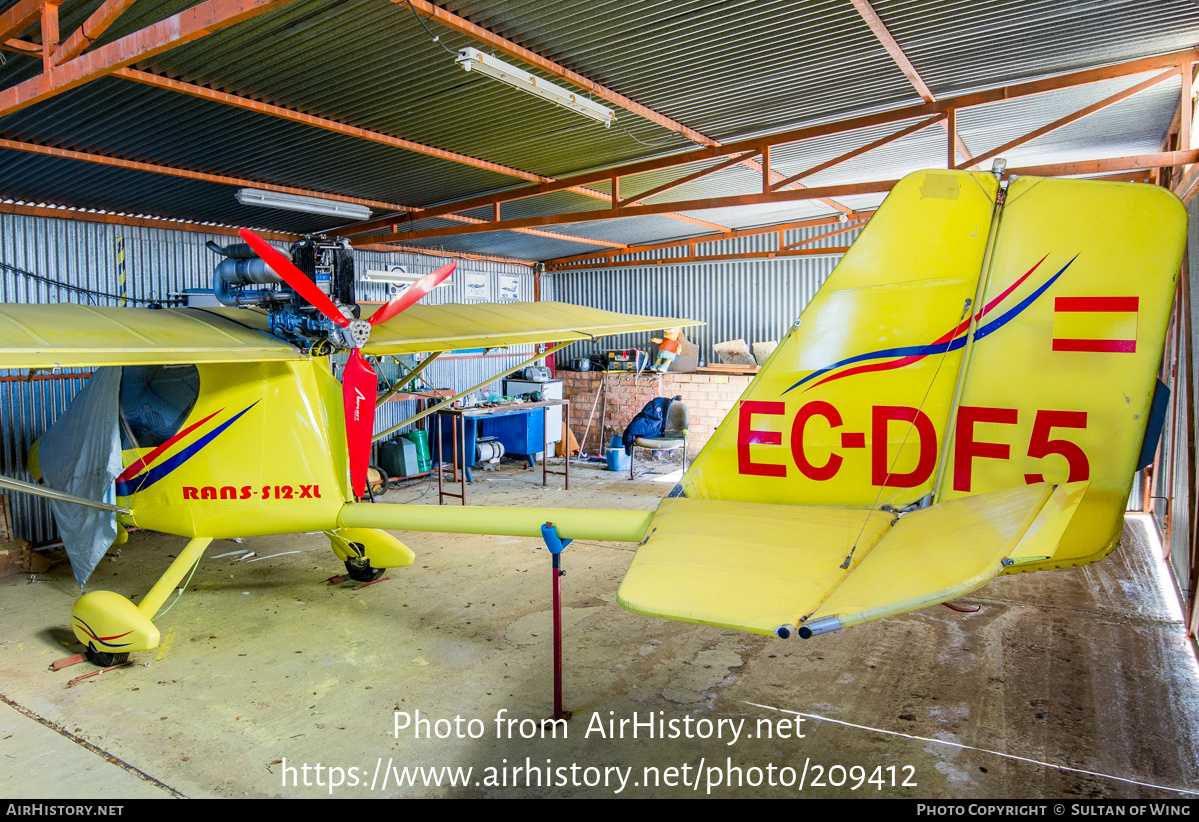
(38, 367), (123, 589)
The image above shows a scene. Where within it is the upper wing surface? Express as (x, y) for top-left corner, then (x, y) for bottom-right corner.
(360, 301), (699, 355)
(0, 304), (300, 369)
(0, 301), (699, 368)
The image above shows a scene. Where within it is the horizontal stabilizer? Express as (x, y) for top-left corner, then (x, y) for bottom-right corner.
(618, 483), (1081, 637)
(617, 498), (894, 635)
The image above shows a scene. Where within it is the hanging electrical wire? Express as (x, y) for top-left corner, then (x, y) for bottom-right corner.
(0, 259), (180, 306)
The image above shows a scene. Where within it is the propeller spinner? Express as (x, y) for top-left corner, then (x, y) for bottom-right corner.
(237, 228), (455, 497)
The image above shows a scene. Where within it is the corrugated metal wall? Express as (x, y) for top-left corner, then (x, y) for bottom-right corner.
(0, 212), (535, 541)
(548, 223), (858, 364)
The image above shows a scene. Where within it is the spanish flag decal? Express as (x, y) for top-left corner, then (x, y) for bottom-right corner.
(1051, 296), (1139, 353)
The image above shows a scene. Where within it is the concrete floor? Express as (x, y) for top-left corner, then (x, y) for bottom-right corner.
(1, 459), (1197, 799)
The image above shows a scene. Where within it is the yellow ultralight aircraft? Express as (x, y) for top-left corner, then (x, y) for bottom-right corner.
(0, 166), (1185, 665)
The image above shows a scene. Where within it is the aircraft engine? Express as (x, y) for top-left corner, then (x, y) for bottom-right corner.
(208, 236), (359, 350)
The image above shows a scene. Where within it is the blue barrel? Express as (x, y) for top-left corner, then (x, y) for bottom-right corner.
(606, 435), (630, 472)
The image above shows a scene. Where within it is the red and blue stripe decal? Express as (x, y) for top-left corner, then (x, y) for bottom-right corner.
(115, 401), (259, 497)
(73, 616), (133, 649)
(783, 254), (1076, 395)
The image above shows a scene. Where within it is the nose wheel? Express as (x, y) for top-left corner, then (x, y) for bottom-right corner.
(85, 647), (130, 668)
(344, 556), (385, 583)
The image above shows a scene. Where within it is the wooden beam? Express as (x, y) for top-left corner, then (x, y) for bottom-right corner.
(1009, 149), (1199, 178)
(0, 0), (302, 118)
(353, 242), (535, 267)
(115, 68), (557, 185)
(959, 67), (1182, 170)
(546, 246), (853, 271)
(0, 200), (300, 241)
(440, 212), (626, 249)
(2, 37), (40, 53)
(850, 0), (977, 170)
(114, 69), (715, 233)
(0, 137), (412, 213)
(382, 149), (1199, 245)
(391, 2), (852, 218)
(398, 0), (716, 148)
(547, 213), (869, 268)
(618, 151), (759, 207)
(1182, 68), (1193, 156)
(664, 213), (729, 232)
(849, 0), (933, 100)
(781, 219), (869, 251)
(40, 0), (61, 77)
(378, 179), (899, 244)
(0, 0), (44, 43)
(769, 115), (944, 190)
(53, 0), (137, 65)
(946, 109), (956, 169)
(340, 48), (1199, 239)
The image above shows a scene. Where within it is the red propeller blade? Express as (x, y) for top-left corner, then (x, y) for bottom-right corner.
(342, 349), (378, 498)
(368, 262), (456, 327)
(238, 228), (349, 328)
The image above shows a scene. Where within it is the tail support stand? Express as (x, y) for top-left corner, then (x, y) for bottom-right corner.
(540, 523), (573, 722)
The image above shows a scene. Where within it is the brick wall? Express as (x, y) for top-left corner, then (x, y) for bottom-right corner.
(559, 370), (753, 456)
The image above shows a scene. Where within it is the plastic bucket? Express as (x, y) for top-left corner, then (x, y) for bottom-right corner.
(606, 435), (630, 472)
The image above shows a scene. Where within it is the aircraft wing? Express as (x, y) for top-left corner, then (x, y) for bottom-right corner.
(0, 301), (697, 369)
(616, 482), (1086, 637)
(0, 304), (302, 369)
(360, 301), (698, 355)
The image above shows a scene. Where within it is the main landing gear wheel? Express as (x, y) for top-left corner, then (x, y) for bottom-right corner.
(85, 647), (129, 668)
(344, 556), (385, 583)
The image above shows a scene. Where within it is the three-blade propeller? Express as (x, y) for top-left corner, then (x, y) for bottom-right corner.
(237, 228), (455, 498)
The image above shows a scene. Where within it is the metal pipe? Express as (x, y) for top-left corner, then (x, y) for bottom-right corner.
(0, 473), (130, 515)
(375, 352), (441, 408)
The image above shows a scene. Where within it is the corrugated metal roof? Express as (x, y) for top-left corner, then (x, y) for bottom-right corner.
(1, 0), (1197, 259)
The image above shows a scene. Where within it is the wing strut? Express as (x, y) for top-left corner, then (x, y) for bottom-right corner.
(0, 473), (130, 515)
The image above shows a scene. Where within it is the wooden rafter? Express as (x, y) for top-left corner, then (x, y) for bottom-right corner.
(379, 179), (900, 244)
(849, 0), (975, 168)
(440, 213), (626, 249)
(618, 151), (760, 208)
(0, 0), (44, 44)
(547, 214), (871, 271)
(369, 149), (1199, 246)
(53, 0), (138, 65)
(398, 0), (716, 147)
(0, 0), (303, 118)
(392, 1), (847, 219)
(0, 137), (413, 213)
(959, 67), (1183, 170)
(339, 47), (1199, 240)
(768, 114), (946, 190)
(0, 200), (301, 242)
(115, 68), (562, 186)
(547, 213), (872, 268)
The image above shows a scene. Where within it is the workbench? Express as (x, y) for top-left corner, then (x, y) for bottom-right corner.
(435, 399), (571, 505)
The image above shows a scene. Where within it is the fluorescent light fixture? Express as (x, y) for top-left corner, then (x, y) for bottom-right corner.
(363, 265), (451, 288)
(235, 189), (372, 221)
(364, 265), (452, 298)
(456, 47), (615, 127)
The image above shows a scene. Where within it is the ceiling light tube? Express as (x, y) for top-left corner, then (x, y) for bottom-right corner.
(456, 47), (616, 127)
(235, 189), (372, 221)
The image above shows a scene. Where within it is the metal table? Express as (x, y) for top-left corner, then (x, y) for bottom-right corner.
(437, 399), (571, 505)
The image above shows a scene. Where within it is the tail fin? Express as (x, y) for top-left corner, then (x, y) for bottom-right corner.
(682, 170), (1184, 569)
